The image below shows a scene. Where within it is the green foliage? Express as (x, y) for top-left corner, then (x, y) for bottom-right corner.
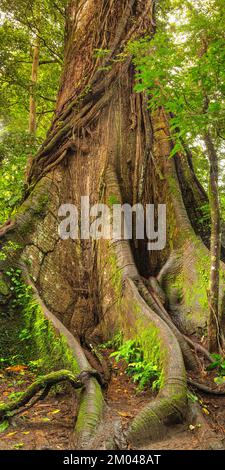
(0, 0), (65, 136)
(0, 241), (22, 261)
(4, 268), (79, 375)
(27, 359), (44, 372)
(0, 355), (20, 367)
(0, 420), (9, 433)
(128, 0), (225, 212)
(0, 0), (65, 225)
(8, 391), (22, 401)
(110, 339), (161, 390)
(214, 376), (225, 385)
(206, 353), (225, 384)
(206, 353), (225, 376)
(187, 391), (199, 403)
(0, 131), (39, 224)
(198, 202), (210, 226)
(100, 331), (123, 350)
(110, 339), (138, 362)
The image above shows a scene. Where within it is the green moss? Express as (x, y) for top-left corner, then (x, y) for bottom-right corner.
(75, 380), (103, 435)
(164, 272), (184, 303)
(16, 180), (50, 238)
(107, 194), (120, 207)
(182, 247), (209, 324)
(75, 392), (89, 434)
(23, 302), (79, 374)
(108, 250), (123, 301)
(33, 194), (49, 216)
(0, 278), (10, 296)
(5, 269), (79, 374)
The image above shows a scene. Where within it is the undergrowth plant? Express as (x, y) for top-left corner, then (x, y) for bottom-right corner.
(207, 354), (225, 384)
(109, 338), (161, 391)
(3, 268), (79, 376)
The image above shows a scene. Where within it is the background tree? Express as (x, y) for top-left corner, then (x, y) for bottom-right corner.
(0, 0), (66, 222)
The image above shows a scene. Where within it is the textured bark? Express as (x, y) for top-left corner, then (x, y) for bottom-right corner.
(1, 0), (225, 448)
(204, 132), (221, 352)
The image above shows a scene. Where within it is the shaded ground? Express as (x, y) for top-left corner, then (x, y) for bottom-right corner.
(91, 350), (225, 450)
(0, 351), (224, 450)
(0, 366), (77, 450)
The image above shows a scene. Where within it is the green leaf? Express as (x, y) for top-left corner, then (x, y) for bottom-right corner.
(169, 142), (182, 159)
(214, 376), (225, 385)
(206, 362), (219, 371)
(0, 420), (9, 433)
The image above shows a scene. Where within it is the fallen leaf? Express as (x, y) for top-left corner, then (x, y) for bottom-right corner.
(202, 407), (210, 415)
(22, 431), (30, 435)
(5, 431), (17, 438)
(5, 365), (28, 373)
(48, 409), (60, 415)
(214, 376), (225, 385)
(13, 442), (24, 449)
(117, 411), (132, 418)
(41, 417), (51, 422)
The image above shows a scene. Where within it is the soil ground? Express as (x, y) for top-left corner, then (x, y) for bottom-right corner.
(0, 367), (77, 450)
(0, 350), (224, 450)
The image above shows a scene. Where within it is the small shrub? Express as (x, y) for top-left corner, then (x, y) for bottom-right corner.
(207, 354), (225, 384)
(110, 339), (161, 390)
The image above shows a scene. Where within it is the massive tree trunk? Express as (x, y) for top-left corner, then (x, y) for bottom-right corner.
(1, 0), (225, 449)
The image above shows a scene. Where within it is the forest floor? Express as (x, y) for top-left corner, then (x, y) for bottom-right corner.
(0, 350), (224, 450)
(0, 367), (77, 450)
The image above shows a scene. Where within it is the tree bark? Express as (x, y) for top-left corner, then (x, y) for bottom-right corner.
(1, 0), (225, 448)
(204, 132), (221, 352)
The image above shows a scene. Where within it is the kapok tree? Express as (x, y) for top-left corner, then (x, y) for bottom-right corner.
(0, 0), (225, 448)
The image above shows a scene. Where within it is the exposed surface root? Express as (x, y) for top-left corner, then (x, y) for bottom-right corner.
(19, 270), (105, 449)
(0, 219), (16, 240)
(188, 378), (225, 396)
(125, 278), (187, 446)
(138, 279), (199, 371)
(184, 335), (214, 364)
(103, 166), (188, 445)
(0, 370), (83, 421)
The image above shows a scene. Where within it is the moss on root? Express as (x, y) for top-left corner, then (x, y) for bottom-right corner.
(121, 280), (187, 445)
(74, 379), (104, 446)
(103, 247), (187, 445)
(3, 269), (79, 374)
(100, 166), (188, 445)
(14, 178), (51, 240)
(0, 269), (104, 447)
(0, 277), (10, 297)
